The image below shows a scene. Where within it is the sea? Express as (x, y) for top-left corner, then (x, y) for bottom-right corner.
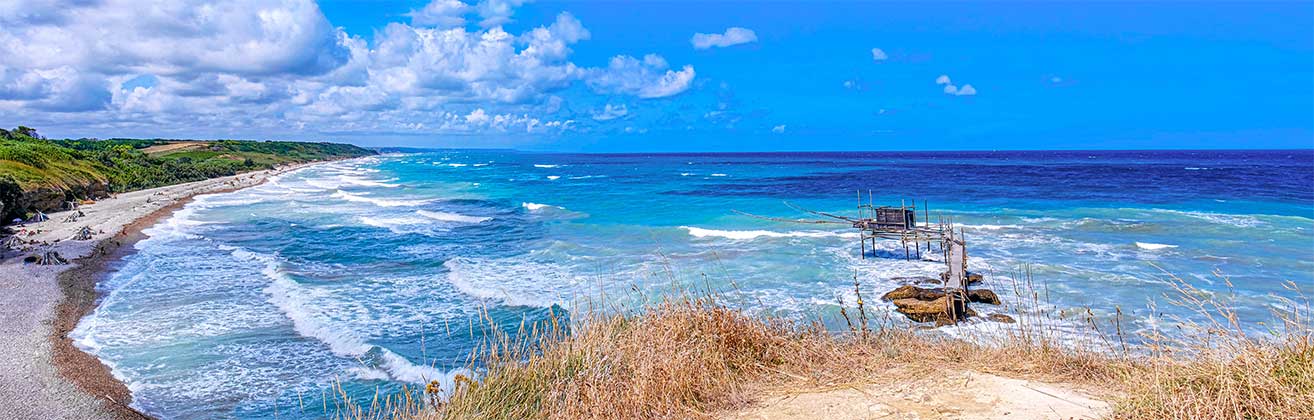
(70, 150), (1314, 419)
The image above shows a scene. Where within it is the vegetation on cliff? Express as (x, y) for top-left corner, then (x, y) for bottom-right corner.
(0, 126), (375, 222)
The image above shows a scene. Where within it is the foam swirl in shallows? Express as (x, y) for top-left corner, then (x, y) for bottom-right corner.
(235, 247), (467, 387)
(332, 190), (434, 207)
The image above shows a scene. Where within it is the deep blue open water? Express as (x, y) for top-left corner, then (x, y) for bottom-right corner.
(71, 150), (1313, 418)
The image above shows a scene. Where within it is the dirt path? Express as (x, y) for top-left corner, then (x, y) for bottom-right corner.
(725, 370), (1109, 420)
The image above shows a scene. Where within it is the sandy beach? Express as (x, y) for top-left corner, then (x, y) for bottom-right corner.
(0, 163), (320, 420)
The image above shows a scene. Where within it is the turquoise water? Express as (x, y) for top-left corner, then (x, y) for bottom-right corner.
(72, 150), (1313, 419)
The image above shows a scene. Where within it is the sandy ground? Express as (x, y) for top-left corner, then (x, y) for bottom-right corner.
(724, 370), (1109, 420)
(0, 164), (311, 420)
(139, 141), (209, 155)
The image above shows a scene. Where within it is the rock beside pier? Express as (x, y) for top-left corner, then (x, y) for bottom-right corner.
(967, 289), (1000, 305)
(881, 285), (942, 301)
(891, 297), (976, 326)
(880, 285), (1001, 306)
(882, 283), (1008, 326)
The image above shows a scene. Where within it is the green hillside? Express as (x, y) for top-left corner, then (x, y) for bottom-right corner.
(0, 126), (376, 222)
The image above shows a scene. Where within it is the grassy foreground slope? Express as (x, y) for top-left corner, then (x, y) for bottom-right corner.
(339, 276), (1311, 420)
(0, 126), (375, 222)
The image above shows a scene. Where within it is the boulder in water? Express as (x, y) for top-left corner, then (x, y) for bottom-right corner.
(967, 289), (1001, 305)
(881, 285), (945, 301)
(892, 296), (976, 326)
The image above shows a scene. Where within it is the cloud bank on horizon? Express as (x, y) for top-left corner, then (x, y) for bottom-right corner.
(0, 0), (1309, 150)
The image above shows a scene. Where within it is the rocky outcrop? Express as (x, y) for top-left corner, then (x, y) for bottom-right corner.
(3, 179), (107, 224)
(881, 285), (1001, 306)
(967, 289), (1000, 305)
(881, 285), (944, 301)
(891, 296), (976, 326)
(883, 281), (1009, 326)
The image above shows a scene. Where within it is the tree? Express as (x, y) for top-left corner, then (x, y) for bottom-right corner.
(14, 126), (40, 139)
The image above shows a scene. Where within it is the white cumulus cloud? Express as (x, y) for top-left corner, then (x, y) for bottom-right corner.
(871, 48), (888, 61)
(588, 54), (696, 99)
(409, 0), (470, 28)
(771, 124), (785, 133)
(691, 27), (757, 49)
(591, 103), (628, 121)
(936, 74), (976, 96)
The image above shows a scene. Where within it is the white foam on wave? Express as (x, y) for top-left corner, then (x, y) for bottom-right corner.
(136, 207), (206, 247)
(1154, 209), (1263, 227)
(305, 178), (345, 191)
(447, 163), (468, 167)
(332, 190), (433, 207)
(522, 202), (558, 211)
(546, 175), (561, 181)
(710, 173), (728, 177)
(472, 163), (489, 167)
(533, 164), (560, 168)
(416, 210), (490, 224)
(682, 226), (856, 240)
(960, 224), (1023, 231)
(338, 175), (400, 188)
(359, 215), (430, 230)
(230, 247), (466, 386)
(1135, 242), (1178, 250)
(443, 258), (582, 308)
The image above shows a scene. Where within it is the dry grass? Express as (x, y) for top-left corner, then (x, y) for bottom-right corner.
(333, 270), (1312, 420)
(1108, 271), (1314, 419)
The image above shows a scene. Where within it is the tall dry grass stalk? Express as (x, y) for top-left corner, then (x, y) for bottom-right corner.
(1108, 268), (1313, 419)
(332, 268), (1310, 420)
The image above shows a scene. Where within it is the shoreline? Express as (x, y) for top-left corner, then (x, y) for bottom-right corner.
(0, 159), (339, 419)
(51, 183), (251, 419)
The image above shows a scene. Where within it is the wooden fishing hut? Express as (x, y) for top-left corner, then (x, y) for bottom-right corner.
(738, 194), (979, 323)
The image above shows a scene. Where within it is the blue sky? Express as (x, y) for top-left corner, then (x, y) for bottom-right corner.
(1, 1), (1310, 151)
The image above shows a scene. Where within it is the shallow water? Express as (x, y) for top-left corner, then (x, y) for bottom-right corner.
(72, 150), (1314, 419)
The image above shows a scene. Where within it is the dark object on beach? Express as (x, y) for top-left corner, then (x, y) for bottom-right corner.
(63, 210), (85, 223)
(72, 225), (93, 241)
(987, 313), (1017, 323)
(36, 249), (68, 265)
(23, 255), (37, 263)
(1, 235), (24, 250)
